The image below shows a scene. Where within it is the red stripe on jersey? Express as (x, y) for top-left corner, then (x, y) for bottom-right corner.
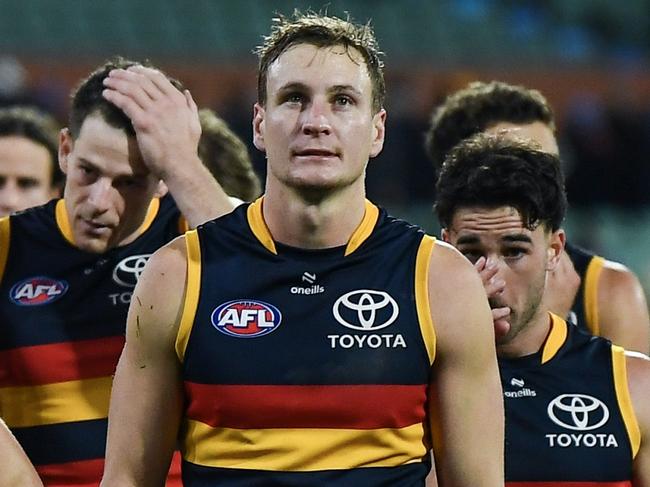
(507, 482), (632, 486)
(36, 458), (104, 486)
(184, 383), (427, 429)
(0, 336), (125, 387)
(166, 451), (183, 487)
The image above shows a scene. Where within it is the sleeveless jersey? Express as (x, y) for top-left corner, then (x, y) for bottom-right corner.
(500, 314), (640, 486)
(565, 241), (605, 335)
(0, 196), (185, 486)
(176, 198), (437, 486)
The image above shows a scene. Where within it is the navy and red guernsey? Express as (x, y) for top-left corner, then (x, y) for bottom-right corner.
(565, 241), (604, 335)
(0, 196), (185, 486)
(500, 314), (640, 486)
(176, 198), (438, 486)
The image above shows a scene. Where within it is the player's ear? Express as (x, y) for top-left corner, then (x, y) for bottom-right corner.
(252, 103), (266, 153)
(58, 128), (73, 174)
(369, 108), (386, 158)
(546, 228), (565, 271)
(441, 228), (451, 243)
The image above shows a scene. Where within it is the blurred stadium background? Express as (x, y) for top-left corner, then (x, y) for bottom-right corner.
(1, 0), (649, 298)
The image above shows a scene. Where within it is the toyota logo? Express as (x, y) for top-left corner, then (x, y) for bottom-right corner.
(547, 394), (609, 431)
(332, 289), (399, 331)
(112, 254), (152, 288)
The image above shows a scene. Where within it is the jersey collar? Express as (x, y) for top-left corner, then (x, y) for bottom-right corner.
(541, 313), (569, 364)
(246, 196), (379, 256)
(55, 198), (160, 247)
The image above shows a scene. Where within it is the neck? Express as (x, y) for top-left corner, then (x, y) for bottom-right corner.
(497, 309), (553, 359)
(262, 182), (367, 249)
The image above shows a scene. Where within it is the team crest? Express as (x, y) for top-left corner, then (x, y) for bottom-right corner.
(211, 299), (282, 338)
(10, 277), (69, 306)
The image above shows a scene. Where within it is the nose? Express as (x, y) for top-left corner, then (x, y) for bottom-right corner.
(301, 98), (331, 136)
(87, 178), (114, 214)
(0, 180), (21, 216)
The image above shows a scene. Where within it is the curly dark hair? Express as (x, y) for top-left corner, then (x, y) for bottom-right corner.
(69, 56), (183, 138)
(435, 134), (566, 232)
(255, 10), (385, 114)
(426, 81), (555, 170)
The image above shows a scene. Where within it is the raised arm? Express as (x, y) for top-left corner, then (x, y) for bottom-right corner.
(100, 237), (188, 487)
(427, 241), (504, 486)
(599, 262), (650, 354)
(102, 66), (236, 227)
(0, 418), (42, 487)
(626, 351), (650, 486)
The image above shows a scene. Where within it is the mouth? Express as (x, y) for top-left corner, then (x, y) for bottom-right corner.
(79, 218), (114, 237)
(292, 148), (340, 159)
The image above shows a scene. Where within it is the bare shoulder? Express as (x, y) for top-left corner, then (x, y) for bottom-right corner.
(625, 351), (650, 433)
(600, 259), (644, 291)
(428, 239), (493, 357)
(127, 234), (190, 346)
(598, 258), (649, 353)
(429, 239), (479, 282)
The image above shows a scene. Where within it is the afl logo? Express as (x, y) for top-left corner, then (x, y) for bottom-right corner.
(547, 394), (609, 431)
(333, 289), (399, 331)
(112, 254), (151, 288)
(211, 300), (282, 338)
(10, 277), (68, 306)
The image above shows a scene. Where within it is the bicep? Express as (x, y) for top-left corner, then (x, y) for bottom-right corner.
(427, 243), (504, 486)
(598, 266), (650, 354)
(102, 240), (188, 487)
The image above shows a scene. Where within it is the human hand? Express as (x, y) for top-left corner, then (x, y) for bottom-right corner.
(474, 256), (510, 340)
(102, 65), (201, 181)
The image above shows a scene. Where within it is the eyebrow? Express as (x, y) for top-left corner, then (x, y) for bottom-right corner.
(455, 233), (533, 246)
(275, 82), (362, 97)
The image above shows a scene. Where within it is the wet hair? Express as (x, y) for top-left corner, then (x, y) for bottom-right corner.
(255, 10), (385, 113)
(198, 108), (261, 201)
(435, 134), (566, 232)
(68, 56), (183, 138)
(0, 105), (63, 186)
(426, 81), (555, 170)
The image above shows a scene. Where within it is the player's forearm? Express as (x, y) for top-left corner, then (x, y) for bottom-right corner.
(163, 156), (235, 227)
(0, 425), (42, 487)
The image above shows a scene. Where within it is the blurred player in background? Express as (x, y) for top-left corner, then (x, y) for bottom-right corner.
(0, 106), (63, 216)
(198, 107), (262, 202)
(427, 80), (650, 353)
(0, 57), (241, 486)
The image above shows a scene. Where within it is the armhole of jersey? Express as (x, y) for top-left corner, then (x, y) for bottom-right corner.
(584, 255), (605, 336)
(415, 235), (437, 366)
(611, 344), (641, 458)
(0, 217), (10, 284)
(178, 216), (189, 234)
(175, 230), (202, 363)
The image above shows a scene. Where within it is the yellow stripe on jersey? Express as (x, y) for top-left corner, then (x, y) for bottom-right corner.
(176, 230), (202, 362)
(56, 198), (161, 246)
(181, 419), (427, 471)
(611, 345), (641, 458)
(541, 314), (568, 364)
(247, 197), (277, 255)
(0, 376), (112, 428)
(584, 256), (605, 336)
(415, 236), (436, 365)
(0, 216), (10, 284)
(135, 197), (160, 235)
(344, 200), (379, 256)
(55, 199), (74, 245)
